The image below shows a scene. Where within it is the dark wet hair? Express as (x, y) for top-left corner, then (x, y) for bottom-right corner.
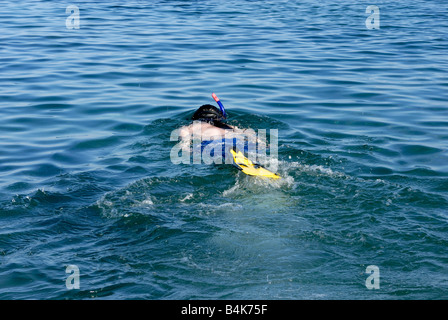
(192, 104), (223, 121)
(192, 104), (232, 129)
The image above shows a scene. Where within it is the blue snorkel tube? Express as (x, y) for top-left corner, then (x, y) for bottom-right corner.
(212, 93), (227, 119)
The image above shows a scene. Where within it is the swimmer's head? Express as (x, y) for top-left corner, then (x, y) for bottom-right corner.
(191, 104), (232, 129)
(192, 104), (223, 121)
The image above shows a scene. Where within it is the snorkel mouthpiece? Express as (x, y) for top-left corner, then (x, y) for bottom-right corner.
(212, 93), (227, 119)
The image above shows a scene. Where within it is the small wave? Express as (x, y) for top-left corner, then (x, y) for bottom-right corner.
(180, 193), (194, 202)
(95, 187), (154, 219)
(299, 164), (345, 178)
(222, 157), (347, 197)
(10, 188), (73, 207)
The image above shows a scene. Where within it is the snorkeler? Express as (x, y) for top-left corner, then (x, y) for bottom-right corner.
(177, 93), (280, 179)
(179, 93), (244, 141)
(178, 103), (234, 141)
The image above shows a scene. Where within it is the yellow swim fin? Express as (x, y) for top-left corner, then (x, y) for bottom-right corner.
(230, 148), (281, 180)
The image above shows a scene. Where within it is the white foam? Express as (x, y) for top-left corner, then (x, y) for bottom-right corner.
(95, 187), (154, 218)
(139, 199), (154, 206)
(180, 193), (194, 202)
(281, 160), (347, 179)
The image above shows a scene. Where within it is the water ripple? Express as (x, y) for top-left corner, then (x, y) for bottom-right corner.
(0, 0), (447, 300)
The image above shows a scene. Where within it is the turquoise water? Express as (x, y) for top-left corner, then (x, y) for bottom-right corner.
(1, 0), (448, 299)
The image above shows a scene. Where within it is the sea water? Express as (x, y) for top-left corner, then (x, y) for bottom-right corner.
(0, 0), (447, 299)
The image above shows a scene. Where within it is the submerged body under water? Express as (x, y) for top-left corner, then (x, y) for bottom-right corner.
(1, 0), (448, 299)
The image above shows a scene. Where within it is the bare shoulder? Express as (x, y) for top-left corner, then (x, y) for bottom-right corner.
(200, 123), (226, 139)
(178, 122), (238, 141)
(179, 125), (193, 139)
